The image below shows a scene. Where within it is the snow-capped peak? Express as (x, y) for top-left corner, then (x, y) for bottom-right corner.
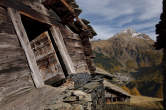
(121, 28), (136, 34)
(132, 32), (141, 37)
(118, 28), (152, 40)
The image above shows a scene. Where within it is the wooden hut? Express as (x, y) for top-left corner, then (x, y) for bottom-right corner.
(104, 80), (131, 104)
(0, 0), (97, 107)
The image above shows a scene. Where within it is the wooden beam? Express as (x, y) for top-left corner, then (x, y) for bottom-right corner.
(76, 18), (88, 30)
(8, 8), (44, 88)
(60, 0), (75, 15)
(0, 0), (59, 25)
(59, 0), (88, 29)
(19, 11), (51, 26)
(50, 26), (76, 74)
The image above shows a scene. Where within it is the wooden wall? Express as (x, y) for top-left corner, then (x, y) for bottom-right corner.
(18, 0), (60, 21)
(58, 25), (90, 73)
(0, 7), (35, 106)
(0, 1), (91, 106)
(30, 32), (65, 83)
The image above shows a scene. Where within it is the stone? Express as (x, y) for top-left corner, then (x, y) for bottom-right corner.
(47, 103), (72, 110)
(69, 73), (91, 89)
(63, 96), (78, 102)
(72, 90), (92, 102)
(72, 104), (84, 110)
(83, 82), (100, 90)
(72, 90), (87, 96)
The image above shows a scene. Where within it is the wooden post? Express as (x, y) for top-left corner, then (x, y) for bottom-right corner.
(50, 26), (76, 74)
(8, 8), (44, 88)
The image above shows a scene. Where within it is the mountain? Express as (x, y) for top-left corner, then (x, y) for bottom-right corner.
(92, 28), (163, 97)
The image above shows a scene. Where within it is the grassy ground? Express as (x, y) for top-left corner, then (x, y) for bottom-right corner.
(104, 96), (163, 110)
(130, 96), (163, 109)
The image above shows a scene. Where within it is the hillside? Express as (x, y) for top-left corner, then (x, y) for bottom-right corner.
(92, 28), (163, 97)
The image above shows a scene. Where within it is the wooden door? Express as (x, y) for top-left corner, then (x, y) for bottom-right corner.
(30, 31), (65, 83)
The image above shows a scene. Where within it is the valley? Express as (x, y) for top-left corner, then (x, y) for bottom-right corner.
(92, 28), (163, 98)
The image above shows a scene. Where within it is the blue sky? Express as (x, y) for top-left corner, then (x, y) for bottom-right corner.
(75, 0), (163, 40)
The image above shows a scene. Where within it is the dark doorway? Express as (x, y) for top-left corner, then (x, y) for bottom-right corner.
(21, 15), (50, 41)
(20, 14), (68, 85)
(48, 30), (68, 77)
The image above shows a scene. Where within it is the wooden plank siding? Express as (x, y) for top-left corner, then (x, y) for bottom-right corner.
(0, 7), (35, 106)
(30, 32), (65, 82)
(1, 0), (77, 80)
(0, 0), (60, 26)
(8, 8), (44, 88)
(0, 0), (94, 108)
(58, 25), (89, 73)
(0, 7), (15, 34)
(0, 0), (90, 74)
(50, 26), (76, 74)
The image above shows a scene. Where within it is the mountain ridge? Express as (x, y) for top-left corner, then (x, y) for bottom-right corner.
(92, 28), (163, 97)
(112, 28), (152, 40)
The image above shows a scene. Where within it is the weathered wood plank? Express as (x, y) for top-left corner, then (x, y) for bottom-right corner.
(0, 58), (29, 74)
(0, 48), (26, 63)
(59, 25), (89, 73)
(0, 7), (15, 34)
(50, 26), (76, 74)
(59, 25), (81, 40)
(0, 31), (34, 105)
(0, 6), (6, 14)
(73, 60), (89, 73)
(30, 32), (65, 82)
(0, 86), (68, 110)
(0, 75), (34, 105)
(70, 56), (86, 61)
(0, 34), (21, 48)
(67, 48), (85, 54)
(65, 40), (83, 48)
(8, 8), (44, 88)
(0, 0), (59, 26)
(0, 35), (34, 106)
(0, 56), (26, 67)
(63, 36), (81, 41)
(0, 69), (31, 85)
(21, 1), (49, 16)
(64, 37), (82, 42)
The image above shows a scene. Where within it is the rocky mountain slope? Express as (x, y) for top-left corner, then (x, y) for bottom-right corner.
(92, 28), (163, 97)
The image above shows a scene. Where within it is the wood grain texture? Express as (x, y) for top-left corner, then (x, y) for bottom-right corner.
(50, 26), (76, 74)
(8, 8), (44, 88)
(30, 32), (65, 82)
(0, 7), (34, 105)
(0, 7), (15, 34)
(59, 26), (89, 73)
(0, 0), (59, 26)
(0, 85), (67, 110)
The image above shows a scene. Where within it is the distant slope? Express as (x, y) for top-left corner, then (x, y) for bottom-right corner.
(92, 28), (163, 97)
(130, 96), (163, 109)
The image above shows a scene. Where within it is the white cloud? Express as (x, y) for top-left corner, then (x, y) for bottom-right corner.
(77, 0), (162, 20)
(116, 17), (134, 27)
(92, 21), (157, 39)
(92, 25), (115, 40)
(76, 0), (135, 20)
(76, 0), (163, 40)
(139, 0), (163, 20)
(130, 21), (156, 31)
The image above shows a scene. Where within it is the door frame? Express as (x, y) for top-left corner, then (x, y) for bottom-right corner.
(8, 8), (76, 88)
